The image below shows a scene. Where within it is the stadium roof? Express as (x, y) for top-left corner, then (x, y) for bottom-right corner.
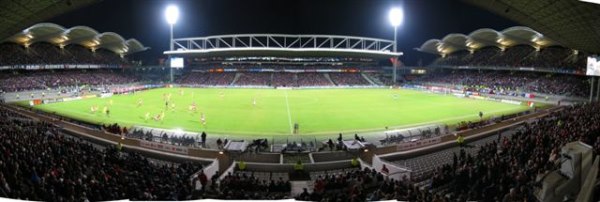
(464, 0), (600, 54)
(417, 26), (561, 55)
(0, 0), (100, 42)
(165, 34), (402, 59)
(3, 23), (148, 55)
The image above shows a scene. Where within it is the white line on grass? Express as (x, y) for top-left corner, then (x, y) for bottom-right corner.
(284, 90), (293, 134)
(303, 107), (525, 135)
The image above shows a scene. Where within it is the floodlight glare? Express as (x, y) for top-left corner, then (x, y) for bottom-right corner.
(165, 5), (179, 25)
(165, 5), (179, 82)
(389, 7), (403, 27)
(389, 7), (403, 85)
(579, 0), (600, 5)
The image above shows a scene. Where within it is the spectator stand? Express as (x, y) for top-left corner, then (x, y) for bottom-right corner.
(224, 140), (249, 152)
(342, 139), (371, 152)
(128, 125), (204, 148)
(372, 155), (413, 181)
(1, 78), (147, 103)
(189, 157), (221, 193)
(0, 105), (208, 200)
(2, 91), (598, 201)
(412, 68), (590, 99)
(379, 123), (447, 146)
(418, 81), (587, 104)
(272, 135), (318, 153)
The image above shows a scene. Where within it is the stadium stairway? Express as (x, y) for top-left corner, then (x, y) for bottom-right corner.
(290, 181), (310, 196)
(230, 73), (242, 85)
(293, 74), (299, 86)
(361, 73), (379, 85)
(323, 73), (335, 85)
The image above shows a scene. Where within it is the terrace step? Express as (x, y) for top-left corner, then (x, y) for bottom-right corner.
(361, 73), (379, 85)
(230, 73), (242, 86)
(323, 73), (335, 86)
(293, 73), (299, 86)
(290, 181), (310, 196)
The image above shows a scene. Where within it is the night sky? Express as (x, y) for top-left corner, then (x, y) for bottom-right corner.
(47, 0), (518, 65)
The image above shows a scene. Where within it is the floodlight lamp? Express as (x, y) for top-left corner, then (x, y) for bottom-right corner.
(389, 7), (403, 27)
(165, 5), (179, 25)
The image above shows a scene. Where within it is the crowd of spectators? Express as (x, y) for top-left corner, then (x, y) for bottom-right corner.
(195, 172), (291, 199)
(297, 168), (382, 201)
(234, 73), (272, 86)
(176, 72), (236, 86)
(0, 69), (138, 92)
(329, 73), (371, 86)
(527, 74), (589, 96)
(189, 64), (375, 71)
(177, 72), (377, 87)
(364, 72), (394, 85)
(125, 67), (171, 82)
(271, 73), (296, 87)
(0, 106), (203, 201)
(0, 43), (126, 66)
(423, 103), (600, 201)
(296, 167), (432, 201)
(126, 128), (200, 147)
(433, 46), (587, 71)
(417, 69), (589, 97)
(0, 105), (296, 201)
(296, 73), (333, 86)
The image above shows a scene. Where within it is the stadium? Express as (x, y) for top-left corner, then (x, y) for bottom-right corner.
(0, 0), (599, 201)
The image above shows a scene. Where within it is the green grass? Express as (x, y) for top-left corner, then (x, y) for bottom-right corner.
(27, 88), (530, 137)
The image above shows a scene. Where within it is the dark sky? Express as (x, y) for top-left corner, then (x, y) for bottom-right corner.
(47, 0), (518, 65)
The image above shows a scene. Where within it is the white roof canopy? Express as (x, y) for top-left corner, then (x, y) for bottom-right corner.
(4, 23), (148, 55)
(417, 26), (560, 55)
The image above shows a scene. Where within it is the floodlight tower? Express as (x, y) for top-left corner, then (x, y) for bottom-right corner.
(389, 7), (403, 84)
(165, 5), (179, 82)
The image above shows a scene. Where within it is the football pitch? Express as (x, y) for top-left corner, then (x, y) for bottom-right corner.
(30, 88), (530, 137)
